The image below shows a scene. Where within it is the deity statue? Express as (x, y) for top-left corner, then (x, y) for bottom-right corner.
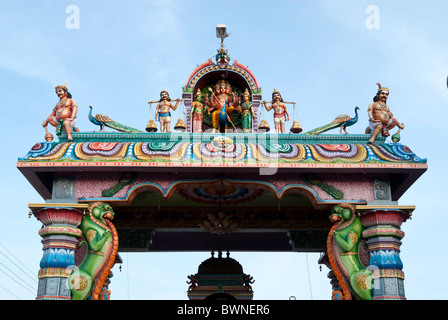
(154, 90), (182, 133)
(42, 84), (78, 140)
(204, 80), (238, 133)
(262, 89), (290, 133)
(367, 83), (404, 144)
(240, 88), (255, 133)
(190, 89), (205, 133)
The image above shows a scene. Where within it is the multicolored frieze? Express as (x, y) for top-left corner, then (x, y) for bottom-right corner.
(18, 135), (426, 167)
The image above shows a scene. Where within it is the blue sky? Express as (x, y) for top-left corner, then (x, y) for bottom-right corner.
(0, 0), (446, 300)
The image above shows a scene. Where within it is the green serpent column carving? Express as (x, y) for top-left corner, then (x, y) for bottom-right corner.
(31, 204), (85, 300)
(68, 202), (119, 300)
(327, 203), (373, 300)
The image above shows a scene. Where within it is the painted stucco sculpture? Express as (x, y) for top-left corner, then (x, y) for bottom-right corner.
(190, 89), (205, 133)
(305, 107), (360, 135)
(88, 105), (143, 133)
(327, 203), (372, 300)
(205, 80), (238, 133)
(152, 90), (183, 133)
(366, 83), (404, 144)
(43, 84), (79, 141)
(262, 89), (291, 134)
(68, 202), (118, 300)
(240, 88), (255, 133)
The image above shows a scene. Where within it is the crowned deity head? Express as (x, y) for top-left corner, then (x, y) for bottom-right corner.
(217, 79), (228, 94)
(195, 88), (202, 100)
(272, 89), (283, 102)
(55, 84), (72, 98)
(373, 82), (389, 102)
(242, 88), (251, 101)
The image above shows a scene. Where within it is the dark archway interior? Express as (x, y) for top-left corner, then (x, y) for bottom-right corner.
(110, 180), (333, 253)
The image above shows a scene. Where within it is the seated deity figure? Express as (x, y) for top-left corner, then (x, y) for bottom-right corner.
(42, 84), (78, 140)
(367, 83), (404, 143)
(205, 80), (237, 133)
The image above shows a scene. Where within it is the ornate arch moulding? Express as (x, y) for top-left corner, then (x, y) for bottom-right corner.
(183, 59), (261, 94)
(76, 176), (367, 208)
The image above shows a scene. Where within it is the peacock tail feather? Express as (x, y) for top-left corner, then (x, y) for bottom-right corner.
(94, 114), (113, 123)
(304, 122), (342, 135)
(94, 114), (143, 133)
(304, 114), (350, 135)
(104, 121), (143, 133)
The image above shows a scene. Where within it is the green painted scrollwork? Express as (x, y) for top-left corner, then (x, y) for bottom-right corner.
(302, 173), (344, 200)
(327, 203), (372, 300)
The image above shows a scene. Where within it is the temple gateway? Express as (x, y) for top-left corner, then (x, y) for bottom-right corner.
(18, 25), (427, 300)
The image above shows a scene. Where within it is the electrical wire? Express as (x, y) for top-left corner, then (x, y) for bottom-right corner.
(0, 282), (22, 300)
(0, 243), (37, 284)
(126, 253), (130, 300)
(0, 264), (36, 296)
(0, 241), (37, 299)
(305, 253), (314, 300)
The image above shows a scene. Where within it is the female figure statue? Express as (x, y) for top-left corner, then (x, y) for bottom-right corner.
(240, 88), (255, 133)
(190, 89), (205, 133)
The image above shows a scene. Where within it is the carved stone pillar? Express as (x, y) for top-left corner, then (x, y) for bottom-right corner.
(30, 203), (87, 300)
(183, 92), (193, 132)
(357, 205), (414, 300)
(252, 93), (262, 132)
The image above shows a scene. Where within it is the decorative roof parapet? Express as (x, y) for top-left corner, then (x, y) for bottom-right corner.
(18, 133), (427, 167)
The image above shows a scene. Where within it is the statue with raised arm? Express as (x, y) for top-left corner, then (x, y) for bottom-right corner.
(367, 83), (404, 144)
(154, 90), (182, 133)
(262, 89), (290, 133)
(42, 84), (78, 140)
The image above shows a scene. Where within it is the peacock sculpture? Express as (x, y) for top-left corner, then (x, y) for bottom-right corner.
(88, 105), (143, 133)
(304, 107), (360, 135)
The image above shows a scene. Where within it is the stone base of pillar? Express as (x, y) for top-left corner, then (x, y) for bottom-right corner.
(373, 276), (406, 300)
(37, 267), (72, 300)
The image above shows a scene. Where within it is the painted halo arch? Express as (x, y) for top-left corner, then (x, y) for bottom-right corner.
(184, 60), (260, 94)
